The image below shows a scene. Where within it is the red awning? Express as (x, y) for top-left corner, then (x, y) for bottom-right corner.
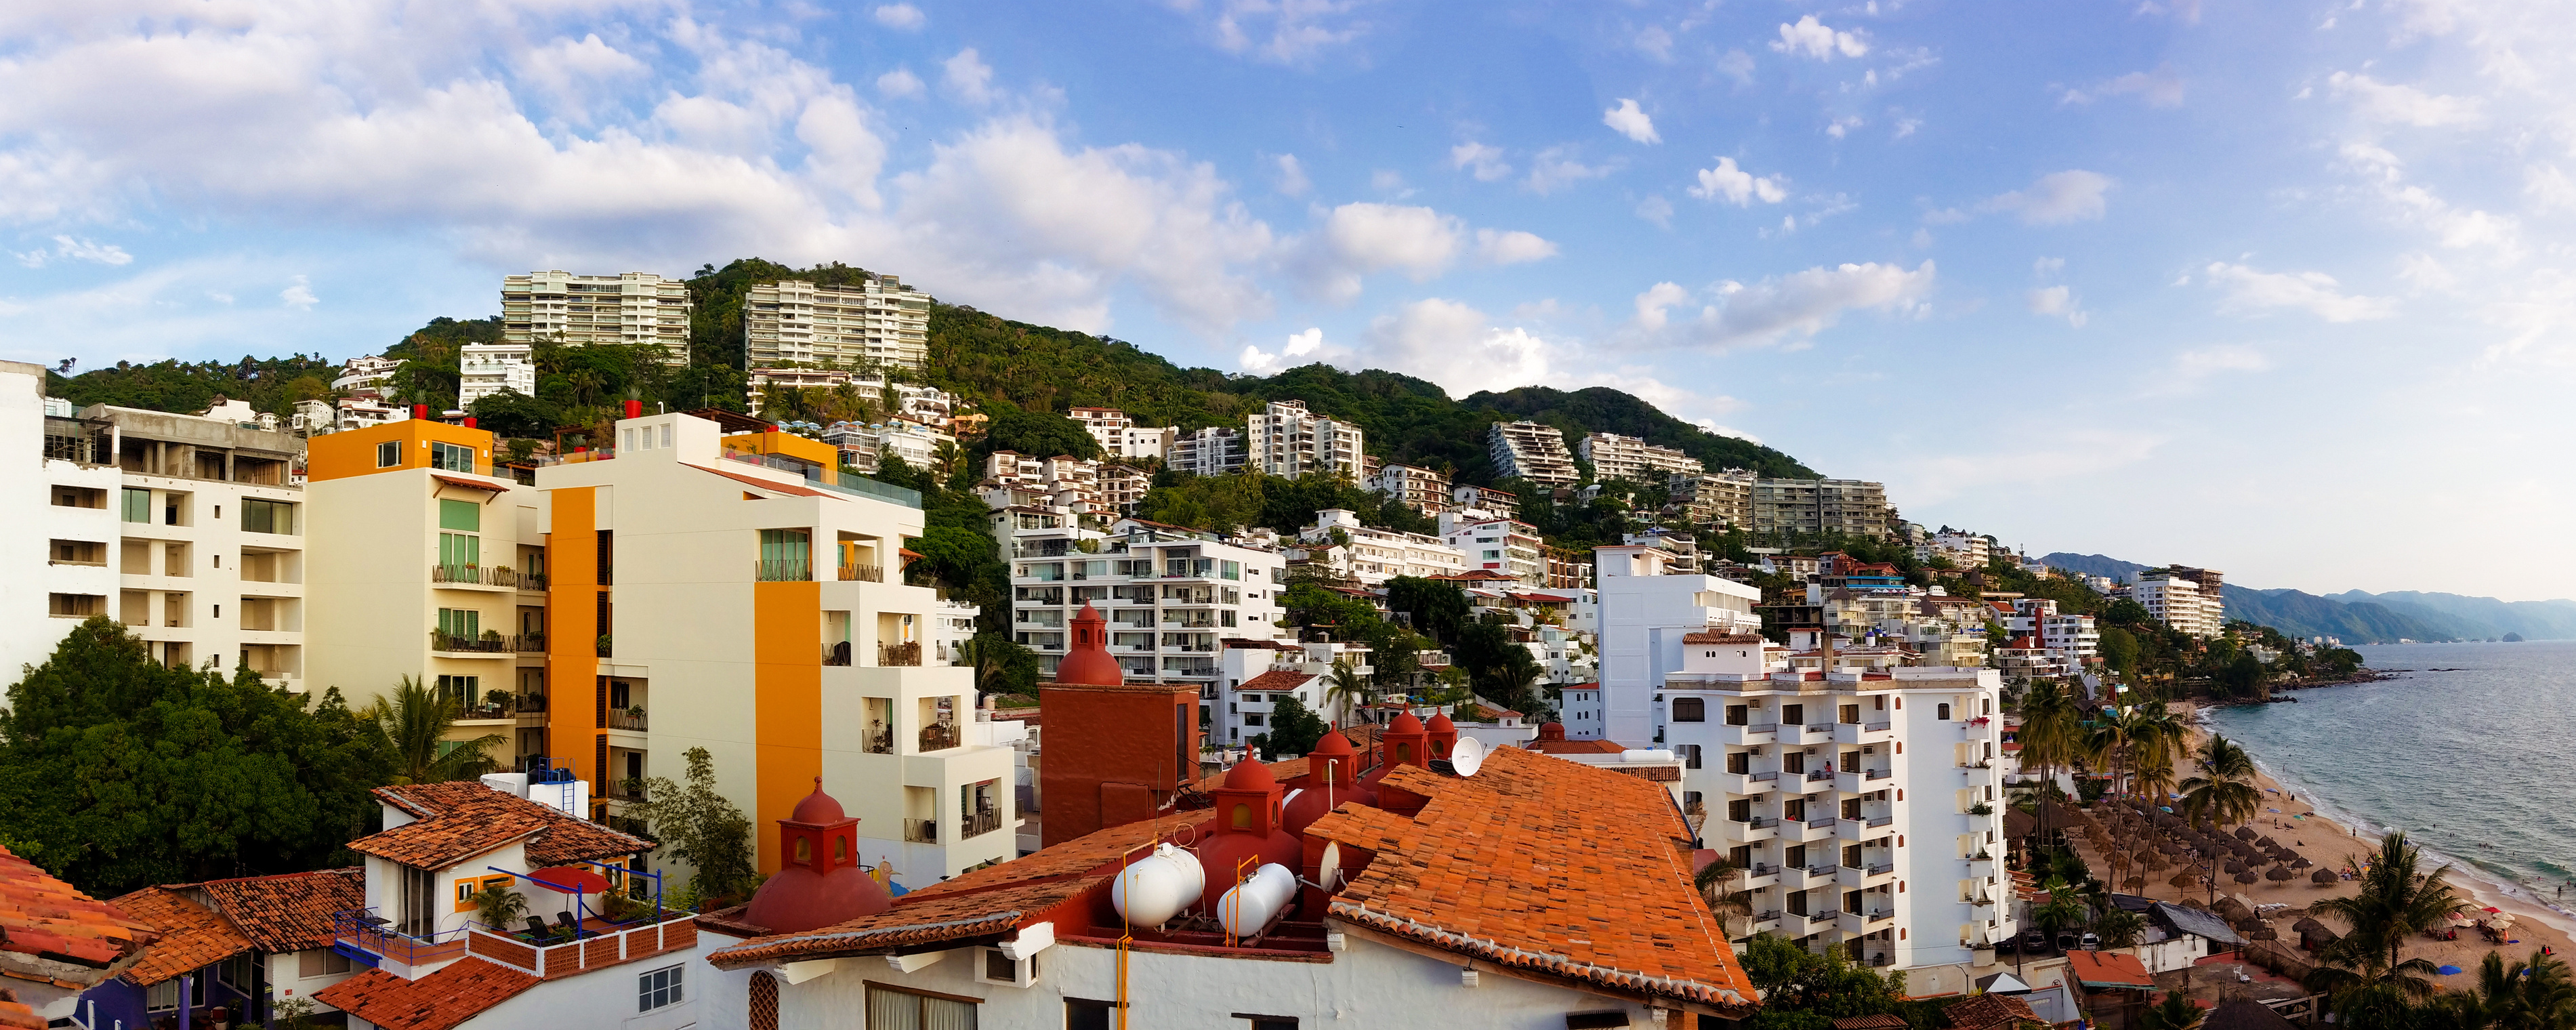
(527, 867), (615, 895)
(431, 473), (506, 493)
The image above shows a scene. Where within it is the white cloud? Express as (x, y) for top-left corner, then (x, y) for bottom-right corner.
(1980, 170), (2114, 224)
(18, 235), (134, 268)
(2033, 256), (2065, 275)
(875, 68), (925, 98)
(2336, 142), (2523, 263)
(2061, 66), (2184, 108)
(1524, 147), (1615, 195)
(1273, 153), (1310, 197)
(873, 5), (926, 30)
(1201, 0), (1369, 64)
(1825, 115), (1863, 140)
(1648, 261), (1937, 350)
(2328, 71), (2483, 127)
(1240, 325), (1326, 373)
(1716, 49), (1756, 86)
(279, 275), (317, 310)
(1473, 228), (1557, 265)
(2025, 285), (2087, 327)
(1636, 194), (1674, 229)
(942, 48), (997, 104)
(1687, 157), (1787, 206)
(1289, 202), (1460, 302)
(516, 35), (648, 119)
(1449, 141), (1510, 182)
(1602, 98), (1659, 144)
(2174, 345), (2272, 377)
(1635, 26), (1675, 62)
(1770, 16), (1868, 60)
(2204, 262), (2395, 322)
(2528, 165), (2576, 212)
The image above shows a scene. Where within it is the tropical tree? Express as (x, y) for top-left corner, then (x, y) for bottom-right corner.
(2092, 906), (2149, 949)
(2017, 680), (2082, 840)
(472, 881), (530, 932)
(374, 675), (505, 785)
(2180, 734), (2263, 830)
(2458, 948), (2576, 1030)
(619, 746), (760, 905)
(2138, 991), (2205, 1030)
(2306, 833), (2458, 1010)
(1695, 857), (1756, 934)
(955, 633), (1037, 697)
(2031, 878), (2090, 941)
(1321, 658), (1374, 726)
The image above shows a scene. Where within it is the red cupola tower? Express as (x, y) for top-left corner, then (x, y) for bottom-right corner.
(742, 778), (892, 932)
(1364, 712), (1429, 787)
(1190, 758), (1303, 915)
(1054, 602), (1123, 686)
(1424, 712), (1459, 761)
(1282, 730), (1375, 836)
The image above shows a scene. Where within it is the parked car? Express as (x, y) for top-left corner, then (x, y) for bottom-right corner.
(2022, 929), (2050, 952)
(2055, 931), (2079, 951)
(2080, 932), (2102, 951)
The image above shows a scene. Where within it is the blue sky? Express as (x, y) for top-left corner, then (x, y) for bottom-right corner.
(4, 1), (2570, 600)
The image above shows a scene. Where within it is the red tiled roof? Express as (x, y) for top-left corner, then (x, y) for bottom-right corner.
(0, 995), (37, 1030)
(1530, 738), (1630, 754)
(354, 782), (650, 870)
(0, 845), (155, 981)
(1943, 992), (2043, 1029)
(2066, 948), (2155, 989)
(1308, 749), (1753, 1012)
(312, 957), (540, 1030)
(196, 868), (365, 954)
(1235, 670), (1319, 693)
(106, 888), (253, 987)
(1682, 632), (1765, 644)
(430, 473), (505, 493)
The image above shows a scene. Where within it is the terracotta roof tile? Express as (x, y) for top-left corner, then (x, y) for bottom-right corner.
(106, 888), (253, 987)
(2066, 948), (2155, 989)
(197, 868), (365, 954)
(1529, 737), (1630, 754)
(0, 995), (39, 1030)
(1943, 992), (2044, 1029)
(354, 783), (649, 870)
(1682, 632), (1766, 644)
(312, 957), (539, 1030)
(0, 845), (155, 981)
(1235, 670), (1319, 694)
(1310, 746), (1753, 1012)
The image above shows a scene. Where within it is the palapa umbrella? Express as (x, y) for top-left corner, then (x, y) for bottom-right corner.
(2235, 871), (2261, 885)
(2293, 916), (2325, 933)
(2226, 861), (2248, 874)
(2146, 854), (2172, 871)
(2236, 826), (2259, 841)
(2182, 897), (2209, 910)
(2249, 926), (2280, 941)
(2293, 857), (2314, 869)
(2267, 866), (2296, 881)
(2124, 876), (2148, 890)
(2172, 871), (2203, 887)
(2312, 868), (2339, 884)
(2259, 836), (2279, 847)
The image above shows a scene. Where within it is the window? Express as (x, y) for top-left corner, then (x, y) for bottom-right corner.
(377, 440), (401, 468)
(297, 947), (353, 978)
(121, 487), (151, 523)
(438, 609), (480, 640)
(47, 593), (104, 617)
(867, 984), (976, 1029)
(436, 674), (480, 707)
(638, 964), (684, 1012)
(1679, 744), (1702, 769)
(430, 440), (476, 472)
(1936, 703), (1952, 720)
(1066, 1000), (1118, 1030)
(1672, 697), (1705, 722)
(1238, 1018), (1298, 1030)
(238, 497), (297, 535)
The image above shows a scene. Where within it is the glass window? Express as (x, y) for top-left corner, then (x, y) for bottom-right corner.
(437, 609), (480, 640)
(117, 487), (151, 523)
(867, 985), (976, 1029)
(440, 532), (480, 569)
(377, 440), (401, 468)
(243, 498), (297, 535)
(1673, 697), (1705, 722)
(430, 440), (476, 472)
(638, 964), (684, 1012)
(1222, 560), (1241, 580)
(439, 499), (481, 532)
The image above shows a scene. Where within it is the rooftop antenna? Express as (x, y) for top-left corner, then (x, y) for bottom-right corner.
(1449, 736), (1487, 777)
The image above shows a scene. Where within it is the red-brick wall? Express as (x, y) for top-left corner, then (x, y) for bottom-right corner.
(1037, 683), (1201, 847)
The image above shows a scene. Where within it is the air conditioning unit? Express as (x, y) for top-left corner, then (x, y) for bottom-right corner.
(1804, 747), (1818, 755)
(977, 947), (1039, 988)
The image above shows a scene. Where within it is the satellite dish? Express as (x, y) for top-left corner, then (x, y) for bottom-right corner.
(1451, 736), (1487, 777)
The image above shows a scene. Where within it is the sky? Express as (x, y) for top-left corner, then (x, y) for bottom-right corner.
(3, 0), (2571, 600)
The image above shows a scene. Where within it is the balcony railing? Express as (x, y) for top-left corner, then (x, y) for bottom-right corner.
(961, 809), (1002, 839)
(919, 721), (960, 751)
(904, 818), (936, 844)
(879, 642), (922, 667)
(433, 564), (527, 588)
(837, 564), (884, 583)
(1805, 768), (1835, 782)
(608, 709), (647, 732)
(516, 634), (547, 653)
(430, 630), (513, 653)
(1865, 720), (1892, 732)
(753, 558), (812, 582)
(824, 641), (853, 666)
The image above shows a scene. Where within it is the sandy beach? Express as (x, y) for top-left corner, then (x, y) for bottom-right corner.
(2066, 700), (2576, 996)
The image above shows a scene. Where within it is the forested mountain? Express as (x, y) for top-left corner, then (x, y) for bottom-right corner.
(2038, 553), (2151, 583)
(2216, 586), (2459, 644)
(2327, 590), (2576, 641)
(2037, 552), (2567, 644)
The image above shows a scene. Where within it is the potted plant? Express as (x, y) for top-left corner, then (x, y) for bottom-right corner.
(485, 690), (514, 716)
(626, 704), (646, 721)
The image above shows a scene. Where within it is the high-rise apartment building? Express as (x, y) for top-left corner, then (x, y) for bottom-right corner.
(743, 276), (934, 371)
(1580, 432), (1704, 483)
(991, 511), (1289, 685)
(1489, 420), (1579, 485)
(5, 363), (313, 691)
(1066, 407), (1176, 461)
(456, 342), (536, 407)
(1592, 543), (1766, 744)
(1669, 468), (1756, 529)
(1295, 508), (1467, 587)
(2134, 567), (2224, 638)
(500, 271), (692, 363)
(1245, 400), (1365, 480)
(1439, 510), (1546, 586)
(1170, 426), (1243, 476)
(1753, 478), (1892, 539)
(1363, 461), (1451, 514)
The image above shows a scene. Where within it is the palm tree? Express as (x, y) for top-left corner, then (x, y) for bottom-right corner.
(472, 882), (529, 932)
(1693, 857), (1756, 934)
(2306, 833), (2459, 1010)
(2018, 680), (2082, 841)
(2459, 948), (2576, 1030)
(2092, 906), (2148, 949)
(2180, 734), (2262, 829)
(1321, 658), (1374, 727)
(2138, 991), (2205, 1030)
(373, 675), (504, 785)
(2032, 878), (2090, 942)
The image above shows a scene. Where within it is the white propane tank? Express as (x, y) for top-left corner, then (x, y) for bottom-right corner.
(1110, 844), (1205, 928)
(1621, 749), (1676, 763)
(1216, 863), (1298, 937)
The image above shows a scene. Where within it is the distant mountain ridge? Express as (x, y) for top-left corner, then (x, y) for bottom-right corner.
(2037, 552), (2569, 644)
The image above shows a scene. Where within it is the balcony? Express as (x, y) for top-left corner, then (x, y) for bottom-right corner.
(1782, 864), (1837, 890)
(516, 634), (547, 653)
(430, 630), (516, 657)
(432, 564), (526, 590)
(1740, 863), (1781, 890)
(904, 818), (937, 844)
(824, 642), (853, 666)
(1791, 816), (1838, 842)
(837, 564), (885, 583)
(1724, 816), (1778, 844)
(919, 720), (960, 751)
(879, 642), (922, 667)
(753, 558), (812, 582)
(1966, 855), (1998, 880)
(608, 708), (647, 732)
(1802, 768), (1836, 787)
(1722, 770), (1779, 795)
(1719, 722), (1780, 746)
(961, 808), (1002, 840)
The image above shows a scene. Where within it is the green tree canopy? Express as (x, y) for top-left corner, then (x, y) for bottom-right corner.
(0, 618), (392, 896)
(619, 745), (760, 906)
(1258, 694), (1329, 759)
(980, 405), (1102, 463)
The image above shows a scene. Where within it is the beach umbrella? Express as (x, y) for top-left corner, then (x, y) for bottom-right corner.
(2236, 827), (2258, 841)
(2312, 869), (2338, 885)
(2268, 867), (2295, 882)
(2226, 861), (2247, 874)
(2124, 876), (2148, 890)
(2182, 897), (2209, 910)
(2248, 926), (2279, 941)
(2259, 836), (2279, 847)
(2172, 871), (2203, 888)
(2293, 857), (2314, 869)
(2440, 965), (2464, 976)
(2235, 870), (2260, 884)
(2146, 854), (2172, 871)
(2293, 917), (2325, 933)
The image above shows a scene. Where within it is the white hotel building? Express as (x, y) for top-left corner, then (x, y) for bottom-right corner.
(501, 270), (693, 363)
(743, 276), (935, 371)
(991, 511), (1291, 685)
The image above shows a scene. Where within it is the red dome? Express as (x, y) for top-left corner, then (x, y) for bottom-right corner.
(1222, 756), (1276, 790)
(788, 779), (848, 825)
(1053, 603), (1124, 686)
(1424, 713), (1455, 733)
(742, 864), (892, 933)
(1386, 712), (1424, 735)
(1537, 722), (1566, 741)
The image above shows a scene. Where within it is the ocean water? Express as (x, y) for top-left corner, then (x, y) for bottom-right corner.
(2203, 640), (2576, 915)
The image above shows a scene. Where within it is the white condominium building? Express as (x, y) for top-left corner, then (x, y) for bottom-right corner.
(1753, 477), (1893, 539)
(992, 512), (1289, 684)
(1169, 426), (1243, 477)
(1440, 510), (1545, 586)
(1661, 651), (2010, 996)
(1245, 399), (1365, 480)
(1581, 432), (1704, 483)
(1592, 543), (1765, 745)
(1066, 407), (1177, 461)
(1490, 420), (1579, 485)
(1364, 461), (1451, 513)
(501, 271), (692, 363)
(1670, 468), (1756, 529)
(332, 355), (404, 396)
(1295, 508), (1467, 587)
(744, 276), (934, 371)
(456, 342), (537, 407)
(3, 363), (311, 691)
(2134, 569), (2224, 638)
